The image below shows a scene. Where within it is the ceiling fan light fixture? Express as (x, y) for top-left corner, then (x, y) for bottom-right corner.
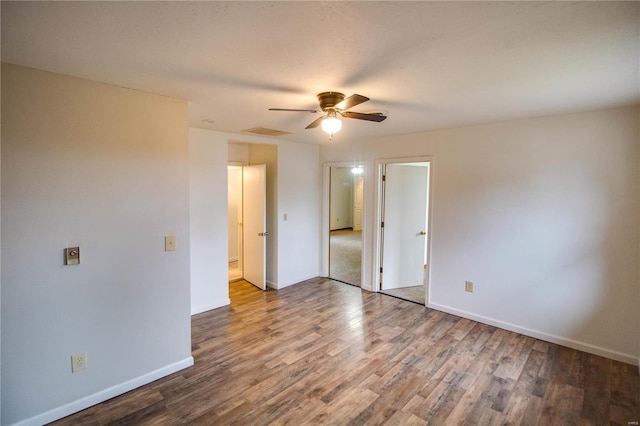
(321, 112), (342, 139)
(269, 92), (384, 139)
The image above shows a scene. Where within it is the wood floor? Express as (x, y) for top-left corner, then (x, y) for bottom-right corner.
(228, 260), (242, 282)
(52, 278), (639, 425)
(381, 285), (426, 305)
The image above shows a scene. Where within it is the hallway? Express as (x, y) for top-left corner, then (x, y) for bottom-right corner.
(329, 229), (362, 287)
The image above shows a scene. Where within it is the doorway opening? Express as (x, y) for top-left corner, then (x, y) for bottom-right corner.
(228, 165), (243, 282)
(227, 162), (268, 290)
(327, 165), (364, 287)
(376, 159), (432, 305)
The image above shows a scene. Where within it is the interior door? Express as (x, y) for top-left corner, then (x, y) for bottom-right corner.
(381, 163), (429, 290)
(243, 164), (267, 290)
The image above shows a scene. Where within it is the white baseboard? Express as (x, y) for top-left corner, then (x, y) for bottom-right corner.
(14, 357), (194, 426)
(361, 282), (374, 291)
(191, 298), (230, 315)
(273, 273), (321, 290)
(266, 280), (277, 289)
(428, 302), (638, 366)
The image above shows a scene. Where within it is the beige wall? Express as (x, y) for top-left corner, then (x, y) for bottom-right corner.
(1, 64), (192, 424)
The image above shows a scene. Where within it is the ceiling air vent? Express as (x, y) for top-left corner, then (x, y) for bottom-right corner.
(242, 127), (292, 137)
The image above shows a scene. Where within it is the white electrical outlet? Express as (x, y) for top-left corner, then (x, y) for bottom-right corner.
(71, 352), (87, 373)
(465, 281), (474, 293)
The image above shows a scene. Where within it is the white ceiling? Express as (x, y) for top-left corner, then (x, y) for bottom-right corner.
(2, 1), (638, 144)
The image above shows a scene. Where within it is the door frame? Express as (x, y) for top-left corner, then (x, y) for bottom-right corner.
(228, 162), (247, 281)
(321, 161), (370, 289)
(228, 163), (245, 276)
(373, 156), (434, 305)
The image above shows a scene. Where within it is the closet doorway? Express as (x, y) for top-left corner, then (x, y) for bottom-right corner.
(376, 158), (432, 305)
(228, 164), (268, 290)
(327, 165), (364, 287)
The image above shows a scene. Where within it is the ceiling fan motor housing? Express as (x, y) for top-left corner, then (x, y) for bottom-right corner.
(317, 92), (345, 111)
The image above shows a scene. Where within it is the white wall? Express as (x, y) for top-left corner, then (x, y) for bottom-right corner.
(229, 142), (249, 164)
(277, 141), (322, 288)
(321, 106), (640, 365)
(227, 168), (241, 262)
(1, 64), (193, 425)
(190, 129), (230, 315)
(330, 168), (354, 230)
(190, 131), (320, 307)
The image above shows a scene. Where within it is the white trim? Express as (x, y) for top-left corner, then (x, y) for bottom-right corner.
(372, 161), (384, 293)
(322, 161), (369, 288)
(13, 357), (194, 426)
(373, 156), (434, 303)
(321, 164), (331, 277)
(191, 298), (230, 315)
(429, 302), (638, 366)
(269, 273), (319, 290)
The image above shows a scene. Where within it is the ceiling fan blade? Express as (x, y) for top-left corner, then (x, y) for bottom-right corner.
(341, 111), (387, 122)
(305, 116), (325, 129)
(269, 108), (321, 113)
(335, 94), (369, 110)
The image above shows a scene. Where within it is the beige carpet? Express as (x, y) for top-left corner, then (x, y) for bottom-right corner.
(329, 229), (362, 287)
(381, 285), (425, 305)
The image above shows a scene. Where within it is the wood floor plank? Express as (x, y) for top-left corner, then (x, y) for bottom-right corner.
(414, 370), (468, 422)
(50, 278), (639, 426)
(500, 392), (531, 426)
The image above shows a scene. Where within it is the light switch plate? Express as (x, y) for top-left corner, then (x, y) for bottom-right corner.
(65, 247), (80, 265)
(165, 236), (176, 251)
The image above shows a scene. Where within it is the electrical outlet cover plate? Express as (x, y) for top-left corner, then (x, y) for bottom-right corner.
(71, 352), (87, 373)
(465, 281), (474, 293)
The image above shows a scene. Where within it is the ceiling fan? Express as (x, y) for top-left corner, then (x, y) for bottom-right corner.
(269, 92), (387, 139)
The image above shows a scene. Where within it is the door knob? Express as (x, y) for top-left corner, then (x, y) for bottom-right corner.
(258, 232), (269, 236)
(419, 231), (426, 235)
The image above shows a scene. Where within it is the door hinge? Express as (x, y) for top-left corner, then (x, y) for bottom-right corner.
(381, 221), (384, 228)
(382, 175), (386, 182)
(380, 267), (383, 273)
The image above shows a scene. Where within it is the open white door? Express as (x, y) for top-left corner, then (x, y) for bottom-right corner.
(381, 163), (429, 290)
(243, 164), (267, 290)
